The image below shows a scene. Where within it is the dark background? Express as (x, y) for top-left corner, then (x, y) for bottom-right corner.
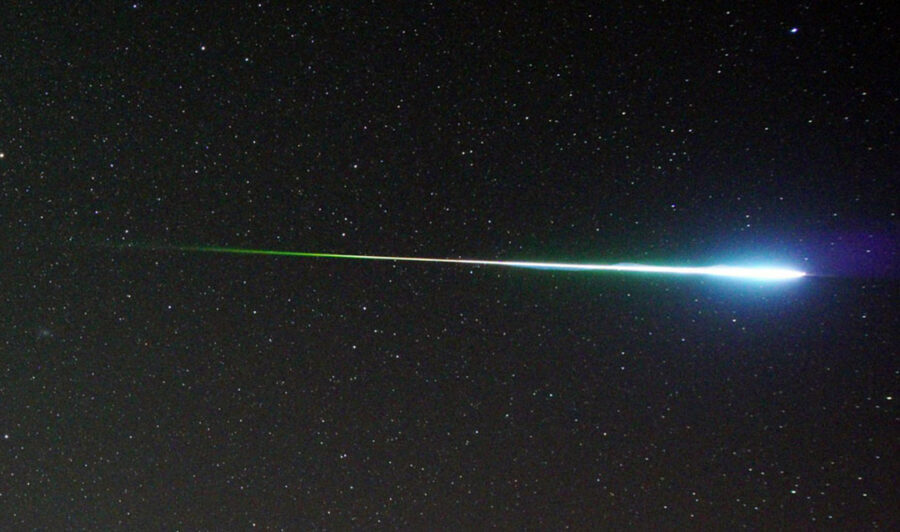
(2, 2), (897, 528)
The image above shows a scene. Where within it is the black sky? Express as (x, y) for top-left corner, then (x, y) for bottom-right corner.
(2, 2), (898, 529)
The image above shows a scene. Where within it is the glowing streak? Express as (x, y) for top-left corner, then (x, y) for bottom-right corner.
(174, 246), (806, 281)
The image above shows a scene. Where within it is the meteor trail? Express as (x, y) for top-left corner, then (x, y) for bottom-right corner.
(171, 246), (806, 281)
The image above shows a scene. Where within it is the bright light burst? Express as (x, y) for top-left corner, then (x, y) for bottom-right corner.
(175, 246), (806, 281)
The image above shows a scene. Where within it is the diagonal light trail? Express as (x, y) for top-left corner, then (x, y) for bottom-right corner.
(173, 246), (806, 281)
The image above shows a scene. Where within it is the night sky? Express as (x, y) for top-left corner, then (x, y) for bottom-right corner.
(3, 2), (898, 529)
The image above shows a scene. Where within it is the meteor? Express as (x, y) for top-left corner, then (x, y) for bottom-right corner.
(172, 246), (806, 281)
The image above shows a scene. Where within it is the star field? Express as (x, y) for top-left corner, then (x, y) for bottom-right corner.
(2, 2), (897, 528)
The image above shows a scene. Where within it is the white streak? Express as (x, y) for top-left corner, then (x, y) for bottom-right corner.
(345, 255), (806, 280)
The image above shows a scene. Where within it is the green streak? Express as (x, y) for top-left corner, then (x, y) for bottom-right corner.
(165, 245), (806, 280)
(178, 245), (376, 261)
